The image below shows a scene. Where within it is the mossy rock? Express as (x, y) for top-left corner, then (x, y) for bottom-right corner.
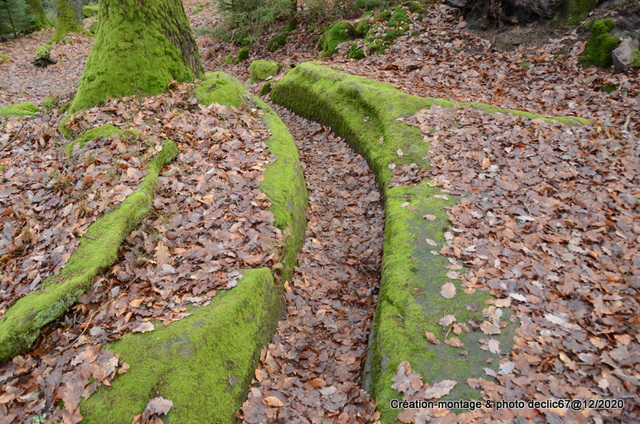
(318, 20), (355, 57)
(268, 33), (287, 52)
(259, 81), (273, 96)
(237, 46), (250, 61)
(375, 10), (392, 20)
(249, 60), (282, 82)
(0, 140), (179, 361)
(82, 4), (99, 18)
(32, 45), (56, 68)
(224, 54), (236, 64)
(404, 1), (426, 13)
(580, 18), (621, 67)
(194, 72), (247, 107)
(348, 43), (366, 59)
(0, 102), (41, 117)
(562, 0), (598, 26)
(79, 269), (284, 423)
(0, 54), (10, 63)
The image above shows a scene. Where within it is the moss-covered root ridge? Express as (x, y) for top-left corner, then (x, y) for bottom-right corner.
(363, 182), (516, 421)
(195, 72), (308, 283)
(271, 62), (588, 190)
(0, 140), (179, 362)
(80, 268), (283, 423)
(69, 0), (203, 113)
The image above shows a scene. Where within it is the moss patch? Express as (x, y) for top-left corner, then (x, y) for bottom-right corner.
(580, 18), (621, 68)
(562, 0), (598, 26)
(69, 0), (202, 113)
(318, 20), (354, 57)
(83, 4), (99, 18)
(271, 62), (591, 420)
(80, 268), (283, 423)
(42, 97), (60, 111)
(348, 42), (366, 59)
(268, 33), (287, 52)
(237, 46), (250, 61)
(249, 60), (282, 82)
(0, 140), (178, 361)
(0, 54), (11, 63)
(195, 72), (308, 283)
(0, 102), (41, 117)
(64, 124), (140, 155)
(89, 20), (99, 34)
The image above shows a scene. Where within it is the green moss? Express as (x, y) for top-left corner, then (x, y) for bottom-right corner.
(388, 7), (409, 27)
(404, 1), (425, 13)
(249, 60), (282, 82)
(51, 0), (91, 42)
(80, 268), (283, 423)
(353, 18), (372, 38)
(25, 0), (53, 29)
(42, 97), (59, 111)
(69, 0), (202, 113)
(237, 46), (250, 61)
(83, 4), (99, 18)
(0, 140), (179, 361)
(580, 18), (621, 68)
(194, 72), (246, 108)
(518, 60), (532, 69)
(224, 54), (236, 64)
(191, 6), (202, 14)
(64, 124), (140, 155)
(603, 83), (617, 93)
(195, 72), (308, 283)
(58, 114), (72, 139)
(259, 81), (273, 96)
(0, 102), (41, 117)
(0, 54), (10, 63)
(563, 0), (598, 26)
(375, 10), (391, 20)
(348, 43), (366, 59)
(268, 33), (287, 52)
(89, 20), (99, 34)
(285, 20), (297, 32)
(318, 21), (354, 58)
(631, 47), (640, 67)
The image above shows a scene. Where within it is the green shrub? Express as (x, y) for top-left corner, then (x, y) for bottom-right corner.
(580, 18), (620, 67)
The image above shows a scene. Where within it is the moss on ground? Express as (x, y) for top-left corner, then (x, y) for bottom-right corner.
(249, 60), (282, 82)
(64, 124), (140, 155)
(348, 43), (366, 59)
(195, 72), (308, 283)
(69, 0), (202, 113)
(0, 140), (178, 361)
(268, 33), (287, 52)
(0, 102), (41, 117)
(0, 54), (10, 62)
(562, 0), (598, 26)
(89, 20), (99, 34)
(237, 46), (250, 61)
(318, 20), (355, 57)
(271, 62), (592, 421)
(580, 18), (621, 68)
(42, 97), (59, 111)
(80, 268), (283, 423)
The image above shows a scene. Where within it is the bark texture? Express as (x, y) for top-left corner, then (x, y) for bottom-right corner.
(51, 0), (87, 41)
(70, 0), (203, 113)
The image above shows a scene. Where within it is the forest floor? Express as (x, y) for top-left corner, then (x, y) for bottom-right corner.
(1, 0), (639, 423)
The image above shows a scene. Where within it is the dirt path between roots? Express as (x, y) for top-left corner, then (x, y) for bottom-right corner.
(239, 104), (383, 424)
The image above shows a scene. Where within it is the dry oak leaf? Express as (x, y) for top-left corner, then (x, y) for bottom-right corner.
(423, 214), (437, 221)
(263, 396), (284, 407)
(440, 282), (456, 299)
(480, 321), (501, 335)
(423, 380), (457, 399)
(137, 397), (174, 423)
(439, 315), (456, 326)
(425, 331), (440, 345)
(445, 337), (463, 348)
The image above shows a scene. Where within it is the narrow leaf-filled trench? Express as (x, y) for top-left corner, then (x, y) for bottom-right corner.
(240, 105), (383, 423)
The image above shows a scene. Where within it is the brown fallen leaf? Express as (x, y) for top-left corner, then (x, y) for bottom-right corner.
(139, 397), (174, 423)
(263, 396), (283, 407)
(425, 331), (440, 345)
(440, 282), (456, 299)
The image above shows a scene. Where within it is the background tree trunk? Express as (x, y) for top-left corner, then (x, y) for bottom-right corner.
(51, 0), (86, 41)
(70, 0), (203, 113)
(25, 0), (52, 29)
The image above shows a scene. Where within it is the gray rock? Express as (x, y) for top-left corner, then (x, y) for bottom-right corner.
(612, 38), (640, 72)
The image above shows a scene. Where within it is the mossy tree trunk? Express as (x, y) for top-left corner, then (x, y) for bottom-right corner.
(51, 0), (86, 41)
(25, 0), (52, 29)
(70, 0), (203, 113)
